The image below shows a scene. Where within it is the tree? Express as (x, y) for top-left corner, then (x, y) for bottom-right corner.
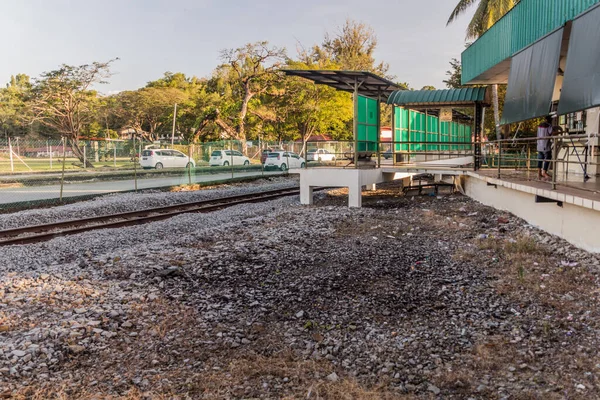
(211, 42), (287, 154)
(421, 85), (436, 91)
(115, 87), (188, 142)
(262, 58), (352, 153)
(447, 0), (519, 139)
(319, 19), (390, 77)
(0, 74), (31, 138)
(443, 59), (463, 89)
(29, 60), (117, 167)
(447, 0), (519, 40)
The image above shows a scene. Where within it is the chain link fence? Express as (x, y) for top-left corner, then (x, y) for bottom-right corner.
(0, 137), (321, 211)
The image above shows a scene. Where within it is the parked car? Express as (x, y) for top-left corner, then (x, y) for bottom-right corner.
(307, 148), (336, 162)
(260, 148), (284, 164)
(264, 151), (305, 171)
(209, 150), (251, 167)
(140, 149), (195, 169)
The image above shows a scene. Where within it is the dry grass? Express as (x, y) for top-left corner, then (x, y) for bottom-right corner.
(443, 233), (600, 398)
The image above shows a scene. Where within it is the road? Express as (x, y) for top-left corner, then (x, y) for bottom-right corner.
(0, 170), (285, 205)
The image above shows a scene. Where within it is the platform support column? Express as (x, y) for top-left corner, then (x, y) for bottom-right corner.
(348, 183), (362, 208)
(300, 185), (314, 205)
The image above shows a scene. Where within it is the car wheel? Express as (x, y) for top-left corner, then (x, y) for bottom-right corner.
(155, 163), (163, 170)
(300, 162), (305, 168)
(318, 157), (322, 162)
(244, 160), (250, 166)
(280, 163), (287, 171)
(223, 161), (229, 166)
(186, 162), (193, 169)
(331, 156), (336, 161)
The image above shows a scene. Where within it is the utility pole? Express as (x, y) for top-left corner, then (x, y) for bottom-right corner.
(171, 103), (178, 147)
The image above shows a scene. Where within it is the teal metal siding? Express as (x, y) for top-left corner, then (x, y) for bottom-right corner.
(392, 107), (472, 153)
(387, 87), (487, 106)
(462, 0), (600, 84)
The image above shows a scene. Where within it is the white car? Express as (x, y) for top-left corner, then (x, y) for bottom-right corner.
(264, 151), (305, 171)
(209, 150), (251, 167)
(140, 149), (195, 169)
(307, 148), (336, 162)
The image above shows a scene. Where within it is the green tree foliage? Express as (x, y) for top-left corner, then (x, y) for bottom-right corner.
(29, 60), (117, 167)
(205, 42), (287, 154)
(1, 20), (408, 150)
(260, 59), (352, 153)
(447, 0), (519, 40)
(320, 19), (390, 77)
(0, 74), (32, 138)
(116, 87), (188, 141)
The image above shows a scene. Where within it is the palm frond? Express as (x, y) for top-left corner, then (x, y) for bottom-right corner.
(447, 0), (479, 26)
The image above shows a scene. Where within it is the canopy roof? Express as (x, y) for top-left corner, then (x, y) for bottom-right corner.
(387, 88), (489, 107)
(282, 70), (401, 98)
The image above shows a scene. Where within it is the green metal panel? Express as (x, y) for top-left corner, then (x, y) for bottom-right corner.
(462, 0), (600, 84)
(394, 107), (409, 152)
(357, 95), (378, 151)
(358, 96), (367, 123)
(387, 88), (488, 106)
(392, 106), (471, 154)
(357, 124), (367, 151)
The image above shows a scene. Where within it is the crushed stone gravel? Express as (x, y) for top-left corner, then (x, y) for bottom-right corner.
(0, 181), (599, 399)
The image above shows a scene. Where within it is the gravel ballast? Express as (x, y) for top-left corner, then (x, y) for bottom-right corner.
(0, 181), (599, 399)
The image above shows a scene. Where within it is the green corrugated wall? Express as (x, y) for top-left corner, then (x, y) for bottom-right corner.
(462, 0), (600, 84)
(393, 107), (472, 153)
(357, 95), (378, 152)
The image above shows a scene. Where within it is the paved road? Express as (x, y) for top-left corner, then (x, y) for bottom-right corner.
(0, 170), (286, 205)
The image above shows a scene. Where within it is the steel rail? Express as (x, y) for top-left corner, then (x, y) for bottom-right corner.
(0, 187), (317, 246)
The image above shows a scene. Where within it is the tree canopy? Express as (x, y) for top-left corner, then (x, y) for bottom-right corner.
(1, 19), (417, 162)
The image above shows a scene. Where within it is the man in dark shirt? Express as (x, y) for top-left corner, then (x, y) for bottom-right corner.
(537, 116), (562, 180)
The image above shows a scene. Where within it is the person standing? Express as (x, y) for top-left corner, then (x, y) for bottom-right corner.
(537, 116), (554, 180)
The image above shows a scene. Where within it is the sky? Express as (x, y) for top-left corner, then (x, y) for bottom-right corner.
(0, 0), (475, 93)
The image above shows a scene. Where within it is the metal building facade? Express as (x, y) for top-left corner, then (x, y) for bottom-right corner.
(462, 0), (600, 84)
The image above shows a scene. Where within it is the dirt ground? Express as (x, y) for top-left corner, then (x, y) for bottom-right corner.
(1, 181), (599, 399)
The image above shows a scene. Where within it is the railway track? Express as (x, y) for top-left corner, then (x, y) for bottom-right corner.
(0, 187), (318, 246)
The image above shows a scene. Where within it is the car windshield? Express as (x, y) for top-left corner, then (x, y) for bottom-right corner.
(141, 150), (153, 156)
(211, 151), (222, 156)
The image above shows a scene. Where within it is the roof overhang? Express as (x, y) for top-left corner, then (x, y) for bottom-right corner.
(461, 0), (598, 85)
(387, 87), (490, 108)
(282, 70), (401, 98)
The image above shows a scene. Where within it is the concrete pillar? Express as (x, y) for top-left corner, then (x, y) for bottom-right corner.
(367, 183), (377, 191)
(348, 183), (362, 208)
(300, 185), (314, 205)
(433, 174), (443, 182)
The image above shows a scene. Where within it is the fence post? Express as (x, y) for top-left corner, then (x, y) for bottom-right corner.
(188, 144), (192, 185)
(83, 143), (87, 168)
(8, 137), (14, 172)
(60, 137), (67, 201)
(497, 141), (502, 179)
(133, 135), (138, 192)
(552, 138), (558, 190)
(113, 144), (117, 168)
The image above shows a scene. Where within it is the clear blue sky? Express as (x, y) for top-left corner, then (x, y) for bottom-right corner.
(1, 0), (475, 93)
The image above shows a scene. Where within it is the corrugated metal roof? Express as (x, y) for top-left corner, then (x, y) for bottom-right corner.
(386, 88), (488, 106)
(282, 70), (401, 98)
(462, 0), (600, 84)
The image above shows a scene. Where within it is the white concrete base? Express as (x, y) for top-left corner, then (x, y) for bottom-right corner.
(296, 168), (413, 208)
(464, 175), (600, 253)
